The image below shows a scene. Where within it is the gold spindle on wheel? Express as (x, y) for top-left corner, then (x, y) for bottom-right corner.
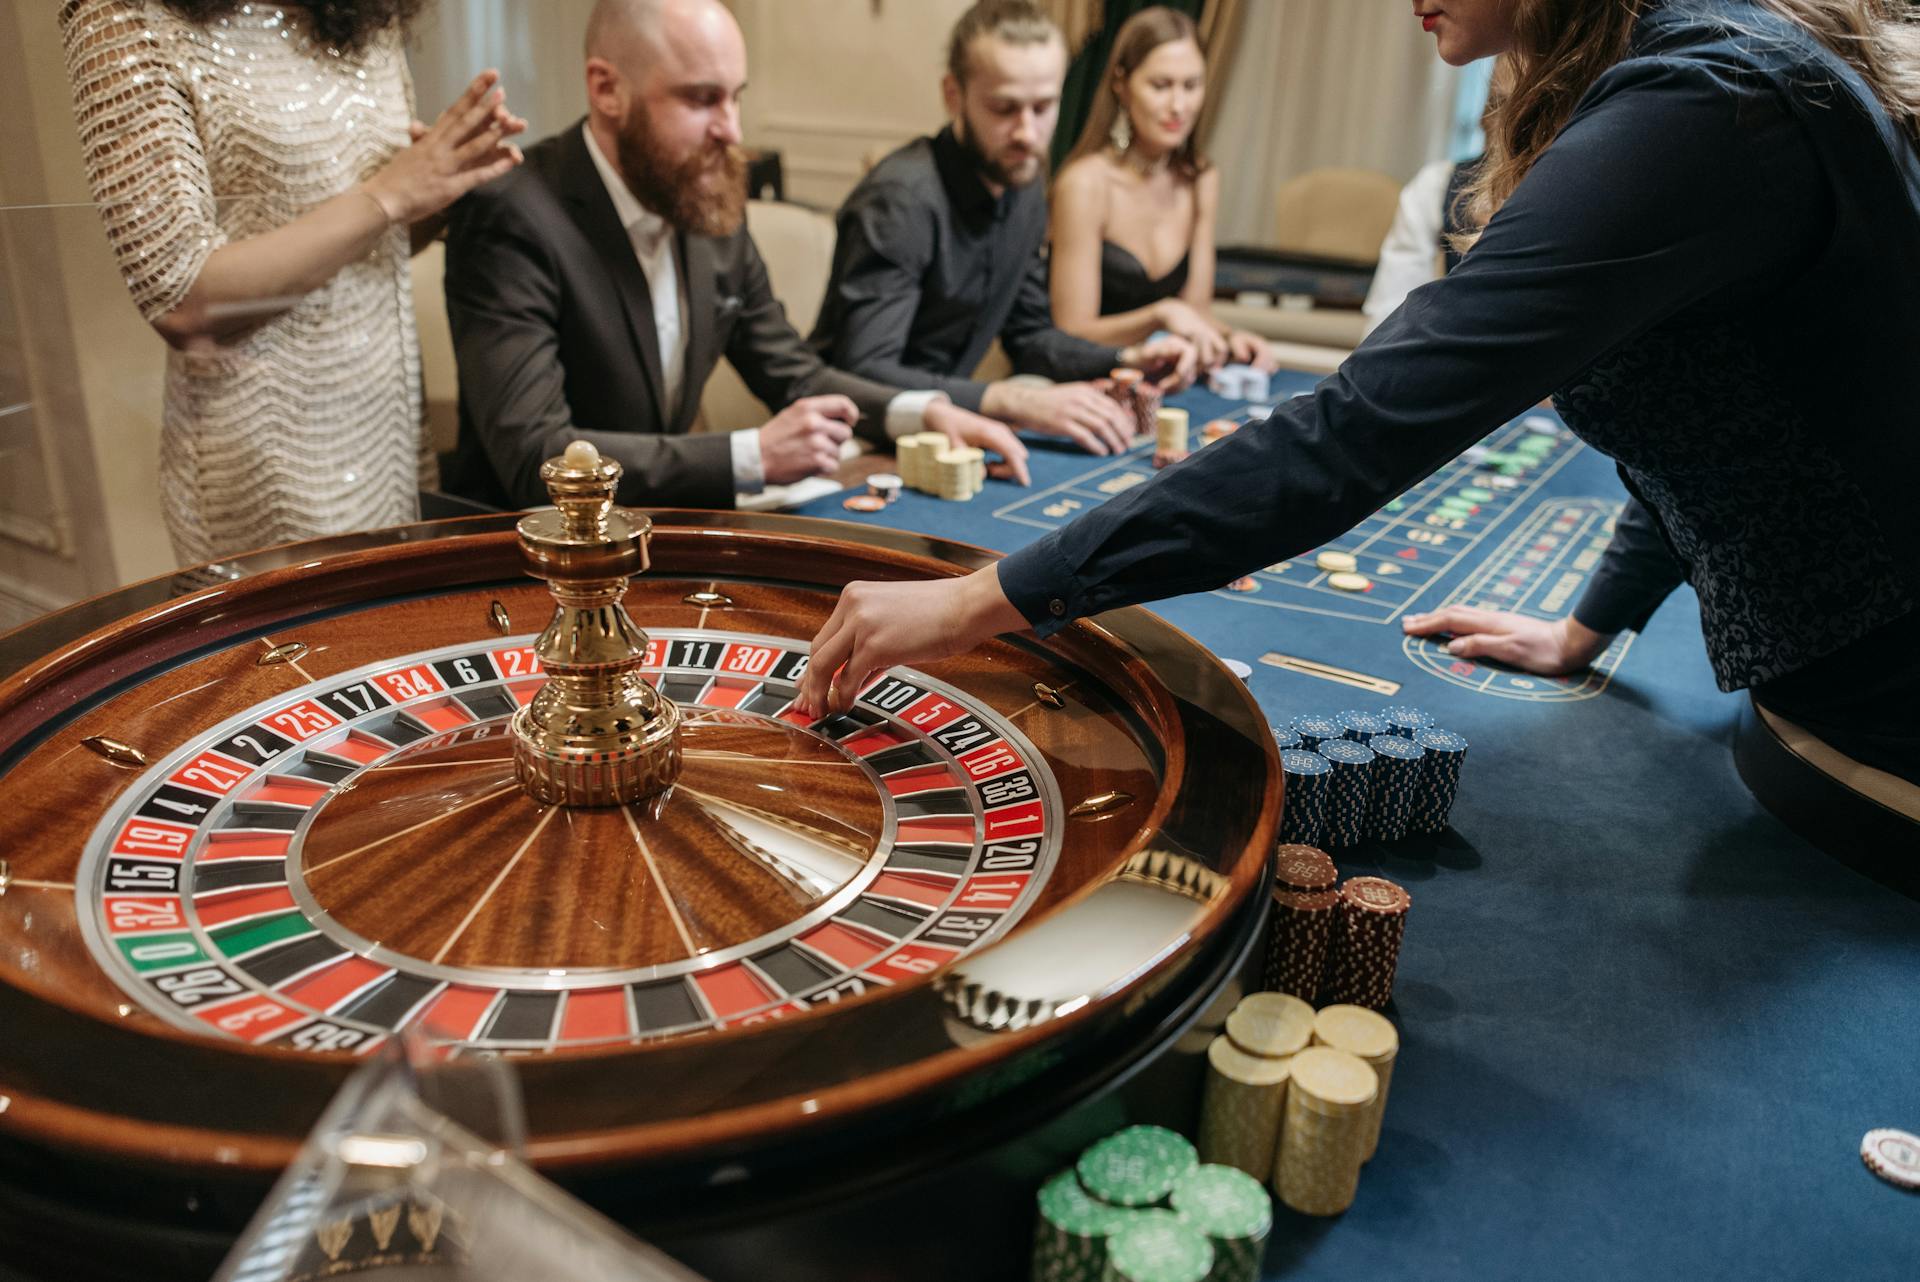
(511, 440), (682, 807)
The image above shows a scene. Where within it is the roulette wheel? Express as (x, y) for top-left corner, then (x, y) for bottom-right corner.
(0, 450), (1280, 1280)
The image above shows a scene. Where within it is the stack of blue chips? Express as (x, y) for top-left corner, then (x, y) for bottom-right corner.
(1365, 734), (1426, 841)
(1278, 749), (1332, 847)
(1411, 727), (1469, 833)
(1317, 739), (1376, 848)
(1336, 709), (1392, 743)
(1290, 714), (1343, 752)
(1271, 724), (1301, 752)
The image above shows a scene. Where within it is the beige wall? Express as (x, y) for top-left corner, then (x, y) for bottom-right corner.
(409, 0), (967, 210)
(0, 0), (172, 621)
(727, 0), (971, 208)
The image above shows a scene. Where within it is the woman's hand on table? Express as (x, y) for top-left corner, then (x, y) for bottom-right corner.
(1401, 606), (1613, 675)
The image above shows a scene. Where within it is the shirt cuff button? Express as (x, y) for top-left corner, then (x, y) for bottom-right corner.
(1048, 599), (1066, 617)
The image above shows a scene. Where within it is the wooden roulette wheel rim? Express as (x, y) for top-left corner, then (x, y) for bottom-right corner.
(0, 511), (1280, 1230)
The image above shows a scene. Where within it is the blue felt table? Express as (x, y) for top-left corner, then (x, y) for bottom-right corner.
(779, 372), (1918, 1280)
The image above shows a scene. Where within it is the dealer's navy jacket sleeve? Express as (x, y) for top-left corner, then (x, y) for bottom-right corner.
(997, 57), (1827, 633)
(1571, 495), (1689, 636)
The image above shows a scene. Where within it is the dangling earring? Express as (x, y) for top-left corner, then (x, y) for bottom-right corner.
(1110, 109), (1132, 154)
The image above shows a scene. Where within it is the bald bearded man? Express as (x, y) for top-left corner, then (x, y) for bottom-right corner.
(444, 0), (1028, 510)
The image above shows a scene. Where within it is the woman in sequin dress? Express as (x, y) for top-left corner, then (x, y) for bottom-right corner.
(60, 0), (525, 566)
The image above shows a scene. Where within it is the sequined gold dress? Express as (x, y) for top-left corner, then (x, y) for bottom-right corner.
(61, 0), (431, 566)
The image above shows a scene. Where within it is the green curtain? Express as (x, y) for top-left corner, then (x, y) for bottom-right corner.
(1049, 0), (1205, 172)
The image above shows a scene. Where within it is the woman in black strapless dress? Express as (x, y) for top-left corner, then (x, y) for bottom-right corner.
(1048, 7), (1272, 374)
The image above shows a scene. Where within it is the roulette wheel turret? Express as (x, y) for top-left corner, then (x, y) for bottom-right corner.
(0, 452), (1281, 1281)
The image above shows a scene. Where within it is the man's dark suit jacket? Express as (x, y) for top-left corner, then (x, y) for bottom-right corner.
(443, 122), (901, 510)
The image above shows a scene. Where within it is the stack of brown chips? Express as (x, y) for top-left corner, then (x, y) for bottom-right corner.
(1133, 379), (1165, 441)
(1320, 877), (1410, 1010)
(1107, 367), (1145, 432)
(1263, 846), (1340, 1000)
(1105, 366), (1161, 442)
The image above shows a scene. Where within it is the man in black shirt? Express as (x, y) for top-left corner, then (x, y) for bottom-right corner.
(809, 0), (1195, 458)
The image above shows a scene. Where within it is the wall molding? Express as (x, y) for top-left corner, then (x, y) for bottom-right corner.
(755, 114), (924, 143)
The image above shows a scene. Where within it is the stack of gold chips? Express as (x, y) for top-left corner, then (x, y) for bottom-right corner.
(1273, 1047), (1378, 1216)
(933, 446), (986, 501)
(894, 432), (945, 491)
(1198, 993), (1313, 1181)
(1198, 1037), (1290, 1182)
(1154, 407), (1189, 470)
(1311, 1005), (1398, 1162)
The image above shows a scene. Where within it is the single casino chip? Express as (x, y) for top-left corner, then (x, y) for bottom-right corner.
(1315, 550), (1358, 574)
(1223, 659), (1252, 679)
(1226, 576), (1259, 592)
(1861, 1129), (1920, 1190)
(1103, 1210), (1214, 1282)
(866, 472), (903, 502)
(1381, 705), (1434, 738)
(1225, 991), (1314, 1058)
(1034, 1167), (1132, 1280)
(1170, 1164), (1270, 1282)
(1290, 715), (1342, 752)
(1327, 572), (1371, 592)
(1335, 709), (1391, 743)
(1077, 1126), (1199, 1207)
(1272, 844), (1337, 893)
(841, 494), (886, 513)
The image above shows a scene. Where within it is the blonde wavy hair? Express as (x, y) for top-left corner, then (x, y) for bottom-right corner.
(1457, 0), (1920, 246)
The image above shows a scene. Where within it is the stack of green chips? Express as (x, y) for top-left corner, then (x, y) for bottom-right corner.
(1075, 1126), (1199, 1207)
(1169, 1165), (1272, 1282)
(1032, 1126), (1214, 1282)
(1100, 1209), (1214, 1282)
(1033, 1169), (1135, 1282)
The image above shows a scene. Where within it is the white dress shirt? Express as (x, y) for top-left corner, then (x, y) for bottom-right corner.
(584, 126), (940, 495)
(1362, 159), (1456, 337)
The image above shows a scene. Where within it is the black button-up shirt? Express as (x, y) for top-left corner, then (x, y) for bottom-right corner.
(809, 126), (1120, 412)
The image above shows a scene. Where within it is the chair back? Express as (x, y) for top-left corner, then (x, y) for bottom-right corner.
(698, 199), (839, 431)
(1272, 168), (1404, 265)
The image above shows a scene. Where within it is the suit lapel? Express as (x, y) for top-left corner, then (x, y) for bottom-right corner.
(555, 125), (668, 429)
(675, 233), (718, 432)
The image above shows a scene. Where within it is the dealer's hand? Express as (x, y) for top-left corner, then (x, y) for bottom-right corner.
(1401, 606), (1612, 675)
(795, 567), (1029, 717)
